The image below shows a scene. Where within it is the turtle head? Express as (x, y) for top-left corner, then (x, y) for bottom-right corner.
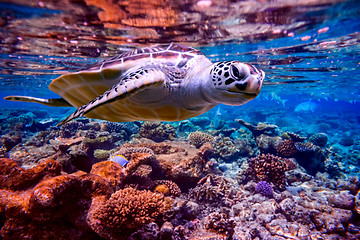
(208, 61), (265, 106)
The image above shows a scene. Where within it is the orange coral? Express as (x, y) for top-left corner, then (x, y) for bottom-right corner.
(90, 160), (126, 190)
(87, 187), (167, 239)
(0, 158), (113, 239)
(0, 158), (61, 190)
(125, 152), (159, 176)
(154, 180), (181, 197)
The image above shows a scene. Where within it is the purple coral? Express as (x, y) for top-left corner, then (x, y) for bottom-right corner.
(255, 181), (273, 197)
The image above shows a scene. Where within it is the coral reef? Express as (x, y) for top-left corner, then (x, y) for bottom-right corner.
(255, 181), (273, 197)
(189, 174), (233, 204)
(308, 133), (328, 147)
(188, 131), (214, 148)
(256, 134), (282, 154)
(1, 110), (360, 239)
(236, 119), (277, 137)
(204, 212), (235, 237)
(154, 180), (181, 197)
(213, 137), (242, 161)
(275, 139), (298, 157)
(120, 140), (213, 191)
(87, 187), (168, 239)
(0, 158), (113, 240)
(247, 153), (287, 188)
(138, 122), (176, 142)
(0, 134), (22, 153)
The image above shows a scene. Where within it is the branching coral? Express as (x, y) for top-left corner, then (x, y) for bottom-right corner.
(204, 212), (235, 237)
(189, 174), (232, 203)
(248, 153), (287, 188)
(138, 122), (176, 142)
(87, 187), (167, 239)
(188, 131), (214, 148)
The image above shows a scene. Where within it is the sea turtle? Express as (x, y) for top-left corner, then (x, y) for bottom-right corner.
(5, 43), (265, 125)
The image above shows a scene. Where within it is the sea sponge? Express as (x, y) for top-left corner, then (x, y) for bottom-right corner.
(275, 140), (298, 157)
(188, 131), (214, 148)
(248, 153), (287, 188)
(138, 122), (176, 142)
(87, 187), (167, 239)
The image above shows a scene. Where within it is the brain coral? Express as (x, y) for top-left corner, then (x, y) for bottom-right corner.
(188, 131), (214, 148)
(87, 187), (167, 239)
(308, 133), (328, 147)
(248, 153), (287, 188)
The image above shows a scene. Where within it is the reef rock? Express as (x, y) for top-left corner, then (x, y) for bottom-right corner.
(120, 139), (213, 190)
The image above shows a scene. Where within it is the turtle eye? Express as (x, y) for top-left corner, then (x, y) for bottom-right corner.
(231, 65), (246, 80)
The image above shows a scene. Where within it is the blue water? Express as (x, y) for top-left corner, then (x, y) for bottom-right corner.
(0, 0), (360, 173)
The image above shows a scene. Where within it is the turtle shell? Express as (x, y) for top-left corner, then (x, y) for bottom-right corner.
(49, 43), (209, 122)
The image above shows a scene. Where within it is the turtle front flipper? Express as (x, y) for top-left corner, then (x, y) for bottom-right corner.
(4, 96), (72, 107)
(58, 68), (167, 125)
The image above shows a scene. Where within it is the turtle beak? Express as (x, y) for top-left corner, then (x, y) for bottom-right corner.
(246, 69), (264, 95)
(227, 69), (264, 96)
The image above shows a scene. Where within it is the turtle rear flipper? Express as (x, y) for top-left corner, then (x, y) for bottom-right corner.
(4, 96), (72, 107)
(58, 68), (166, 125)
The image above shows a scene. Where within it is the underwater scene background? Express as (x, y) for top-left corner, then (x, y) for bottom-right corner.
(0, 0), (360, 239)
